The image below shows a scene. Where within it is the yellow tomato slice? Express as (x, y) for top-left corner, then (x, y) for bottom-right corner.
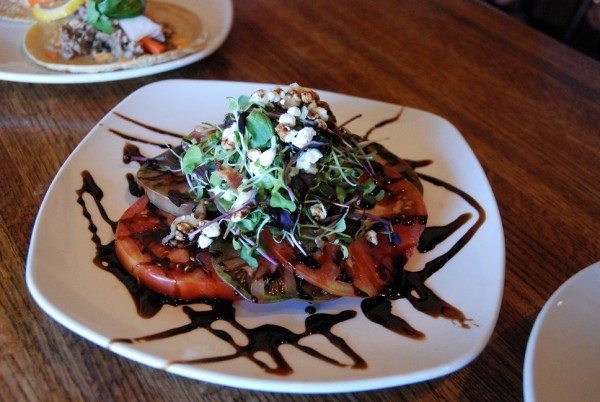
(31, 0), (85, 22)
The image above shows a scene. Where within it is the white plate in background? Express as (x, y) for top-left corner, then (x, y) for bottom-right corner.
(0, 0), (232, 84)
(26, 80), (505, 392)
(524, 261), (600, 402)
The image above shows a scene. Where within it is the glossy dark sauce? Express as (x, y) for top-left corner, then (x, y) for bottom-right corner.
(113, 112), (185, 139)
(416, 173), (486, 280)
(77, 171), (366, 374)
(363, 108), (404, 140)
(108, 128), (172, 148)
(84, 114), (487, 375)
(114, 302), (365, 375)
(405, 159), (434, 169)
(126, 173), (144, 197)
(77, 171), (176, 318)
(361, 173), (486, 330)
(419, 213), (472, 253)
(123, 143), (148, 165)
(361, 296), (425, 339)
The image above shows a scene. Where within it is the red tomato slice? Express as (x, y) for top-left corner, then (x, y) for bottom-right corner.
(262, 177), (426, 297)
(273, 165), (426, 297)
(263, 236), (356, 297)
(344, 163), (426, 296)
(345, 222), (425, 296)
(115, 196), (239, 300)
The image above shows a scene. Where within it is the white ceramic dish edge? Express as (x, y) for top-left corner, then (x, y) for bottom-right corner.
(0, 1), (233, 84)
(523, 261), (600, 402)
(26, 79), (505, 393)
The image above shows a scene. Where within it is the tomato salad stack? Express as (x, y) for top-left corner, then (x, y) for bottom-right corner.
(115, 84), (428, 302)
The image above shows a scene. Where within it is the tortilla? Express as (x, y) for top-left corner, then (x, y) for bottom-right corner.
(0, 0), (33, 22)
(23, 1), (207, 73)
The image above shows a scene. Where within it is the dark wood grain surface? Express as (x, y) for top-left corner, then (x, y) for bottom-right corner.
(1, 0), (598, 400)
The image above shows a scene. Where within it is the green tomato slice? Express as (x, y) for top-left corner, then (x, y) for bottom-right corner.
(210, 240), (335, 303)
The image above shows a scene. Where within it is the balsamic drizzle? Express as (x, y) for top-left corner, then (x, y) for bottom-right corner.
(363, 108), (404, 140)
(418, 213), (471, 253)
(80, 110), (488, 375)
(113, 112), (185, 139)
(77, 171), (181, 318)
(361, 172), (485, 332)
(107, 127), (173, 148)
(114, 302), (365, 375)
(123, 143), (148, 165)
(416, 173), (486, 281)
(77, 172), (367, 374)
(126, 173), (144, 197)
(405, 159), (434, 169)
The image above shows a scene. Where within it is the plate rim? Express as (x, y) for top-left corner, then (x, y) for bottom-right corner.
(26, 79), (506, 393)
(523, 260), (600, 402)
(0, 0), (233, 84)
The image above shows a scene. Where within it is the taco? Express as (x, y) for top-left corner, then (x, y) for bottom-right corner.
(0, 0), (33, 22)
(23, 0), (207, 73)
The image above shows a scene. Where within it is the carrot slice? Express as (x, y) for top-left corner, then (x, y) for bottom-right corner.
(139, 37), (166, 54)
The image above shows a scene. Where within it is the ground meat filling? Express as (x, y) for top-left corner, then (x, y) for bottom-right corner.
(58, 7), (144, 60)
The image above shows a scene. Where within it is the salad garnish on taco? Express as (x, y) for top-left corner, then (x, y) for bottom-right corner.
(22, 0), (207, 72)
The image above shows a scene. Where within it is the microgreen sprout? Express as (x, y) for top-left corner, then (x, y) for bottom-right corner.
(173, 84), (390, 267)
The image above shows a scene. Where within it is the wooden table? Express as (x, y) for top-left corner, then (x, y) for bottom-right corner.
(1, 0), (598, 400)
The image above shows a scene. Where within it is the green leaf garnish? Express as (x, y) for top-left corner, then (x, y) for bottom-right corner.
(246, 109), (274, 149)
(334, 219), (347, 232)
(175, 85), (391, 267)
(362, 179), (376, 194)
(269, 189), (296, 212)
(181, 145), (203, 174)
(241, 245), (259, 268)
(237, 95), (250, 110)
(96, 0), (145, 18)
(335, 185), (346, 202)
(87, 0), (145, 34)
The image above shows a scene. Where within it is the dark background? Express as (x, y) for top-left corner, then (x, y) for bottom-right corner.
(486, 0), (600, 59)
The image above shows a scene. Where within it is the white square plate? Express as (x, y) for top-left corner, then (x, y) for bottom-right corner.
(26, 80), (504, 393)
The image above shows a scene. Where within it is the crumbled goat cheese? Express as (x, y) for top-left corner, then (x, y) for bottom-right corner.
(197, 234), (213, 249)
(258, 147), (276, 167)
(278, 113), (296, 126)
(366, 230), (378, 245)
(248, 139), (277, 168)
(296, 149), (323, 174)
(249, 89), (268, 103)
(194, 220), (222, 249)
(221, 123), (238, 149)
(200, 221), (221, 238)
(247, 149), (261, 162)
(267, 89), (282, 103)
(287, 106), (301, 117)
(310, 202), (327, 221)
(281, 126), (316, 148)
(275, 123), (294, 140)
(231, 190), (254, 211)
